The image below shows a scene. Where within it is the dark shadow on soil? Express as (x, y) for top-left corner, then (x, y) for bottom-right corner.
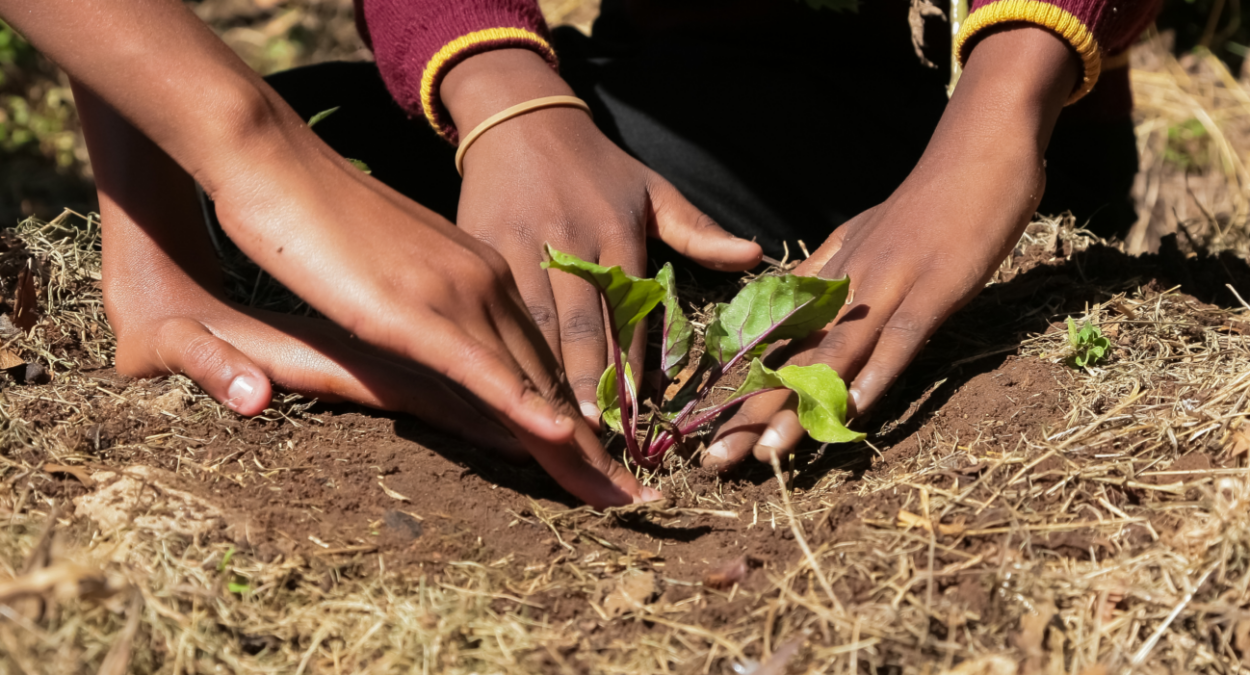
(294, 235), (1250, 507)
(781, 234), (1250, 491)
(0, 148), (96, 226)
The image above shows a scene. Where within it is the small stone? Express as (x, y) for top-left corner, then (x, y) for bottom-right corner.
(383, 510), (423, 541)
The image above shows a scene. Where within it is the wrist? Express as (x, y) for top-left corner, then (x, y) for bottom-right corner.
(943, 26), (1080, 153)
(441, 49), (575, 134)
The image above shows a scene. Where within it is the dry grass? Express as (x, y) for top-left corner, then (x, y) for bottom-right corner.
(3, 10), (1250, 675)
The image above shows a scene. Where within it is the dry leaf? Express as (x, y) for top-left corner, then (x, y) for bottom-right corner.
(136, 389), (189, 415)
(74, 465), (225, 537)
(603, 570), (655, 617)
(1227, 429), (1250, 457)
(897, 509), (965, 535)
(1236, 619), (1250, 665)
(663, 360), (699, 401)
(939, 654), (1017, 675)
(43, 463), (96, 488)
(0, 347), (23, 370)
(96, 592), (143, 675)
(12, 261), (38, 333)
(378, 478), (411, 502)
(703, 555), (748, 590)
(908, 0), (944, 68)
(1013, 599), (1058, 675)
(0, 562), (124, 603)
(755, 635), (804, 675)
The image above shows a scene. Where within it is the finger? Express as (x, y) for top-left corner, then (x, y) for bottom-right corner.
(845, 295), (948, 417)
(146, 317), (272, 417)
(511, 253), (563, 358)
(507, 415), (663, 508)
(548, 264), (609, 426)
(240, 311), (524, 459)
(423, 313), (577, 446)
(646, 174), (762, 272)
(752, 405), (805, 464)
(796, 218), (853, 274)
(703, 389), (794, 472)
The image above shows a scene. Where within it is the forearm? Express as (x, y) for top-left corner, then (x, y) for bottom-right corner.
(0, 0), (298, 195)
(74, 82), (223, 306)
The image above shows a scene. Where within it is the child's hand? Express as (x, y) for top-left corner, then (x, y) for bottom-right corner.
(10, 0), (659, 508)
(703, 26), (1081, 470)
(443, 50), (762, 427)
(208, 152), (658, 507)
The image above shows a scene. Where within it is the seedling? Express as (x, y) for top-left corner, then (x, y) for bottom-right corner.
(1066, 317), (1111, 369)
(543, 245), (865, 468)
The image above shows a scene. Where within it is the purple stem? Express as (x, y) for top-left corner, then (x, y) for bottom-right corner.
(648, 300), (814, 456)
(676, 388), (783, 436)
(606, 316), (645, 466)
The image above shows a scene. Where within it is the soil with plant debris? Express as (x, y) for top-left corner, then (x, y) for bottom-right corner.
(6, 205), (1250, 673)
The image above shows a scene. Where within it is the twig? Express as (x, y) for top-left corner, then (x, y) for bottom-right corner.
(1129, 564), (1217, 667)
(771, 455), (843, 614)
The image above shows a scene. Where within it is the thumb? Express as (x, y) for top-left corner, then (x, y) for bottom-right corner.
(646, 173), (762, 272)
(144, 317), (273, 416)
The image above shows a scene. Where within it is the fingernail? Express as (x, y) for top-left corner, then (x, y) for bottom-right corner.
(639, 486), (663, 502)
(580, 402), (600, 420)
(226, 375), (257, 410)
(758, 426), (784, 449)
(849, 388), (863, 417)
(707, 440), (730, 460)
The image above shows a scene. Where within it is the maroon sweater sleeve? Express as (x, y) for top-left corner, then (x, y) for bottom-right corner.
(955, 0), (1162, 104)
(353, 0), (557, 143)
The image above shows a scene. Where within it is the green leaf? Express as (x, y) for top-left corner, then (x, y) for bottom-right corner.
(227, 581), (251, 594)
(596, 362), (634, 434)
(704, 274), (850, 364)
(725, 359), (864, 444)
(542, 245), (664, 348)
(347, 158), (372, 174)
(217, 545), (235, 573)
(655, 264), (693, 380)
(726, 357), (785, 400)
(1065, 317), (1112, 369)
(307, 106), (339, 128)
(776, 363), (865, 444)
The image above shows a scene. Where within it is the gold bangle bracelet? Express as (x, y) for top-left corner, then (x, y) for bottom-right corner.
(454, 95), (592, 176)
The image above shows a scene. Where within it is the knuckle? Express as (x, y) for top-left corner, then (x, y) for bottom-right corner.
(178, 333), (229, 377)
(809, 330), (855, 366)
(880, 311), (929, 344)
(569, 374), (602, 396)
(528, 304), (557, 330)
(560, 308), (603, 344)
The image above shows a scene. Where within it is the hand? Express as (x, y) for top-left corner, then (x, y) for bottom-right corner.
(72, 73), (657, 508)
(704, 26), (1081, 470)
(443, 50), (762, 428)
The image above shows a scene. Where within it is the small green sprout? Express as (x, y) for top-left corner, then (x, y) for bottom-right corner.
(217, 545), (235, 573)
(1066, 317), (1111, 369)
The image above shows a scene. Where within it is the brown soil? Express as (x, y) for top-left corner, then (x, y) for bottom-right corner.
(8, 214), (1250, 672)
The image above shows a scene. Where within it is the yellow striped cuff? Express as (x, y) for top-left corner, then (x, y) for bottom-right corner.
(955, 0), (1102, 104)
(419, 27), (558, 140)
